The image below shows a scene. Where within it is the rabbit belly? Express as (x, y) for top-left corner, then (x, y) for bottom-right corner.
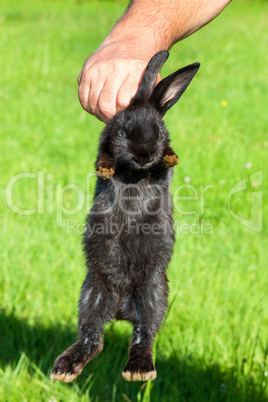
(83, 177), (175, 287)
(83, 212), (174, 287)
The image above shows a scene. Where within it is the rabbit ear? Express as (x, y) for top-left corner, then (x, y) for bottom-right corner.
(131, 51), (169, 105)
(150, 62), (200, 115)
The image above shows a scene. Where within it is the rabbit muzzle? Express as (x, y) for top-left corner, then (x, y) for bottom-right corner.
(131, 152), (158, 169)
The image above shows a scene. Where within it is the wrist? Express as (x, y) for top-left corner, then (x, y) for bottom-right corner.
(100, 18), (168, 62)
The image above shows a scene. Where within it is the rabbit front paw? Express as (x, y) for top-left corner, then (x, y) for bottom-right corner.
(163, 147), (179, 168)
(96, 154), (116, 180)
(96, 166), (115, 180)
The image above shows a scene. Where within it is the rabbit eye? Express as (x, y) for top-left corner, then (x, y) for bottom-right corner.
(122, 126), (127, 135)
(159, 130), (162, 139)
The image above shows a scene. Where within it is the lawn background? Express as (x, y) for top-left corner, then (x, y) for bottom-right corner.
(0, 0), (267, 401)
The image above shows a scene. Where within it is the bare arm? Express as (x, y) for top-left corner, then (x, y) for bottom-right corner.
(78, 0), (231, 123)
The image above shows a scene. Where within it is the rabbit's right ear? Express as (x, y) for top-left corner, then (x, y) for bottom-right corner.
(131, 51), (169, 105)
(150, 63), (200, 116)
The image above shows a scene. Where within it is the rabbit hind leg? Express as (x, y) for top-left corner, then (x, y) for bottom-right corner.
(51, 274), (119, 383)
(121, 276), (168, 381)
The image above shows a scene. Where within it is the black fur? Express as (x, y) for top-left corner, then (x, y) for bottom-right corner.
(51, 51), (200, 382)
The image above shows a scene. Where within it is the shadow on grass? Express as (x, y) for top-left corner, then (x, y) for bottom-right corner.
(0, 308), (267, 402)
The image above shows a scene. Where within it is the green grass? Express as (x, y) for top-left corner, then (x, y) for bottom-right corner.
(0, 0), (268, 400)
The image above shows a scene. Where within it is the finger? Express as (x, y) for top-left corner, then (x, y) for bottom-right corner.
(77, 69), (83, 85)
(78, 76), (92, 113)
(116, 72), (162, 114)
(98, 75), (126, 122)
(116, 63), (146, 112)
(87, 76), (106, 117)
(116, 76), (140, 112)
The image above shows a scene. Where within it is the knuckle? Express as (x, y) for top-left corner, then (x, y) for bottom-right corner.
(78, 90), (88, 110)
(98, 102), (115, 119)
(77, 71), (83, 85)
(88, 92), (98, 112)
(117, 96), (129, 112)
(117, 82), (138, 112)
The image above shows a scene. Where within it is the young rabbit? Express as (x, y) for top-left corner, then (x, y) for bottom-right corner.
(51, 51), (200, 383)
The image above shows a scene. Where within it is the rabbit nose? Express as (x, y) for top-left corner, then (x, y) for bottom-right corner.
(139, 154), (155, 166)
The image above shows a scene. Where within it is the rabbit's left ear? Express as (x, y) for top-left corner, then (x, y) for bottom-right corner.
(131, 50), (169, 105)
(150, 63), (200, 116)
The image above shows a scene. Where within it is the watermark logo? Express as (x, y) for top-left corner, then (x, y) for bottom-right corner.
(5, 170), (263, 234)
(228, 171), (262, 232)
(66, 218), (213, 236)
(5, 171), (96, 226)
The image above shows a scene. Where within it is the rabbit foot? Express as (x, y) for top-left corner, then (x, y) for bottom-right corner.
(50, 365), (83, 383)
(122, 349), (156, 382)
(96, 166), (115, 180)
(163, 153), (179, 168)
(50, 341), (103, 383)
(50, 352), (84, 383)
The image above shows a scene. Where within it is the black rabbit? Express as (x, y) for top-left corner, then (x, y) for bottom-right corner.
(51, 51), (200, 383)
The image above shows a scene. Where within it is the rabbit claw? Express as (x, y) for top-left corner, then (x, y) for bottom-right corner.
(96, 166), (115, 180)
(122, 370), (157, 382)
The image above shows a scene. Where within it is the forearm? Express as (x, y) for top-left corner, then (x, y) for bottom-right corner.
(102, 0), (232, 54)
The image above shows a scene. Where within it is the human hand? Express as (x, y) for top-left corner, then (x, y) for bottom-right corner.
(77, 41), (161, 123)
